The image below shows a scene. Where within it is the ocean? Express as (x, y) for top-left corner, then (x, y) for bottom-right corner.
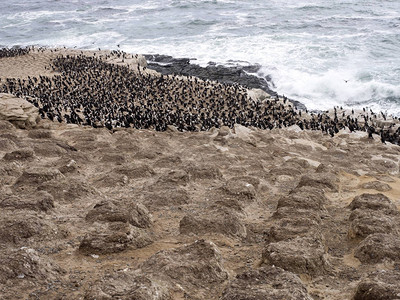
(1, 0), (400, 115)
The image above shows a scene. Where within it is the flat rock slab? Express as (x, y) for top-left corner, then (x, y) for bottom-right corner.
(221, 266), (312, 300)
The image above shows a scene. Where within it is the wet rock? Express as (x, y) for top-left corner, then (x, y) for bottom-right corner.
(85, 273), (172, 300)
(0, 247), (63, 285)
(354, 233), (400, 263)
(86, 199), (152, 228)
(296, 173), (339, 192)
(348, 193), (398, 213)
(2, 148), (35, 161)
(14, 167), (64, 187)
(179, 207), (246, 238)
(360, 181), (392, 192)
(353, 270), (400, 300)
(262, 236), (330, 276)
(348, 209), (399, 239)
(221, 266), (312, 300)
(144, 55), (281, 100)
(0, 93), (40, 129)
(79, 222), (152, 255)
(139, 239), (228, 299)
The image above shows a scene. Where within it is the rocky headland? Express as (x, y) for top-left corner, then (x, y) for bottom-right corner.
(0, 47), (400, 299)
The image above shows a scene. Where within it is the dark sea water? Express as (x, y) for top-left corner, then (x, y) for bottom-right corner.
(1, 0), (399, 114)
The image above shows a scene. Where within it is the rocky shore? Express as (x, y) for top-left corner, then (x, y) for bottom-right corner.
(0, 47), (400, 299)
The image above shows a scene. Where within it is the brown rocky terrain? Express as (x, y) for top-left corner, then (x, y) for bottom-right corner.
(1, 49), (400, 299)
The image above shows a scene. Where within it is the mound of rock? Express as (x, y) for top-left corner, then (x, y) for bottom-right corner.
(0, 191), (54, 212)
(0, 247), (63, 284)
(179, 207), (246, 238)
(296, 173), (339, 192)
(277, 186), (328, 212)
(85, 273), (172, 300)
(353, 270), (400, 300)
(142, 186), (190, 208)
(139, 239), (228, 298)
(348, 209), (399, 239)
(262, 236), (330, 276)
(0, 93), (40, 129)
(86, 199), (152, 228)
(348, 193), (398, 213)
(14, 167), (64, 187)
(0, 214), (54, 244)
(221, 266), (312, 300)
(79, 222), (152, 255)
(2, 148), (35, 161)
(360, 181), (392, 192)
(354, 233), (400, 263)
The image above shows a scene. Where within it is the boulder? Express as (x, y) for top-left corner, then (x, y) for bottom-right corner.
(0, 93), (40, 129)
(221, 266), (312, 300)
